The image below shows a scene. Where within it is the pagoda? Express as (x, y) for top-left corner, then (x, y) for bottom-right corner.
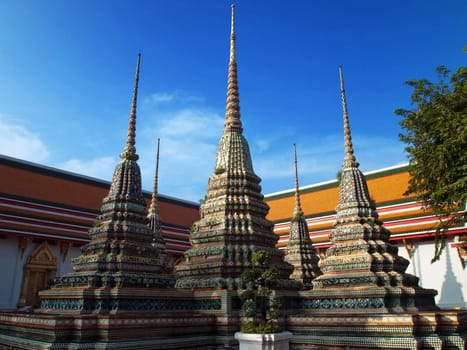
(0, 6), (465, 350)
(175, 5), (296, 290)
(147, 138), (174, 272)
(284, 144), (321, 289)
(285, 66), (465, 349)
(307, 66), (438, 311)
(39, 54), (175, 314)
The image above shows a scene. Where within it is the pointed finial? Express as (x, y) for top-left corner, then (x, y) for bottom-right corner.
(224, 4), (242, 133)
(339, 65), (358, 169)
(292, 144), (303, 219)
(121, 53), (141, 161)
(149, 138), (160, 215)
(230, 4), (236, 62)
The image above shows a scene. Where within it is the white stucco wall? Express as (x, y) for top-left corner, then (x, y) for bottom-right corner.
(397, 237), (466, 309)
(0, 237), (82, 310)
(0, 236), (22, 310)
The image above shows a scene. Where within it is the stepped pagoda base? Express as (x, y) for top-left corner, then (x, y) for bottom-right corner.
(287, 310), (467, 349)
(37, 287), (218, 314)
(0, 289), (243, 350)
(2, 303), (465, 349)
(286, 286), (439, 314)
(0, 312), (219, 350)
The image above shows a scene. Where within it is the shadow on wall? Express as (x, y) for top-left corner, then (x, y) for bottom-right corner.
(438, 246), (465, 309)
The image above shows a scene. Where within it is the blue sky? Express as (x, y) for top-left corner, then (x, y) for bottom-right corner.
(0, 1), (465, 202)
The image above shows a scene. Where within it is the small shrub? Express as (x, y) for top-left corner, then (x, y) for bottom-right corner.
(239, 249), (284, 333)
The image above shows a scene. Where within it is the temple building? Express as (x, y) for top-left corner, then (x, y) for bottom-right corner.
(2, 156), (465, 311)
(0, 4), (465, 349)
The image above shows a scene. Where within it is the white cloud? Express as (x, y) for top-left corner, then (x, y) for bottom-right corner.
(140, 128), (406, 202)
(145, 92), (176, 104)
(252, 139), (270, 153)
(0, 114), (49, 162)
(157, 109), (224, 139)
(143, 90), (205, 106)
(124, 90), (407, 202)
(137, 103), (223, 202)
(58, 156), (117, 182)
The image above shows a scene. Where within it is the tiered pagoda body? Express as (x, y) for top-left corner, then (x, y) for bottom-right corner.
(306, 66), (438, 312)
(175, 5), (296, 291)
(38, 55), (175, 315)
(284, 67), (466, 349)
(0, 54), (228, 350)
(284, 144), (321, 289)
(0, 6), (465, 350)
(147, 138), (173, 270)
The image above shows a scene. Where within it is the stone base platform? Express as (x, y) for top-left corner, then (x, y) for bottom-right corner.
(0, 289), (242, 350)
(286, 310), (467, 349)
(284, 286), (439, 314)
(1, 287), (465, 349)
(0, 312), (219, 350)
(37, 287), (226, 315)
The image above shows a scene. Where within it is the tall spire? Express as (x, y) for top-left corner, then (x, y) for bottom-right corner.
(285, 144), (321, 288)
(230, 4), (236, 63)
(224, 4), (242, 133)
(176, 5), (296, 291)
(149, 138), (166, 251)
(45, 53), (176, 302)
(148, 138), (173, 270)
(149, 138), (160, 217)
(121, 53), (141, 161)
(292, 143), (303, 219)
(339, 65), (357, 169)
(310, 67), (437, 312)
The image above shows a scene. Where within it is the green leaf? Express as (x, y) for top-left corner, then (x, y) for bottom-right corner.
(396, 55), (467, 260)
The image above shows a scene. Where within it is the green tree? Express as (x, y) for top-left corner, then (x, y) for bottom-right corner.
(395, 57), (467, 262)
(239, 250), (283, 334)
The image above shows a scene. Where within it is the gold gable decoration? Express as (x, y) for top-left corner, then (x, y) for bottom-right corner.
(17, 241), (57, 308)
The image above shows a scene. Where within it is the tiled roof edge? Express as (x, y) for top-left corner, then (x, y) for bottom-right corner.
(265, 163), (410, 200)
(0, 154), (199, 209)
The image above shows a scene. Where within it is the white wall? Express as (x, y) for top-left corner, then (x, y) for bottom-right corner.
(0, 237), (82, 310)
(0, 236), (22, 310)
(397, 237), (466, 309)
